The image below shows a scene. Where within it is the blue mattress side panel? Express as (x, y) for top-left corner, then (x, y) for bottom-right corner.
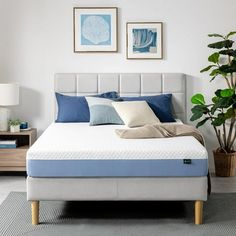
(27, 159), (208, 177)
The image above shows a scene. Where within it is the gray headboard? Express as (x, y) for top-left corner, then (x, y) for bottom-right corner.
(54, 73), (186, 122)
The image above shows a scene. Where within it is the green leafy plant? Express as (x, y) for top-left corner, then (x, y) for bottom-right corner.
(191, 32), (236, 153)
(8, 119), (21, 127)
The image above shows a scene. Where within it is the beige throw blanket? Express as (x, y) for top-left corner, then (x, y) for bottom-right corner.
(115, 124), (205, 145)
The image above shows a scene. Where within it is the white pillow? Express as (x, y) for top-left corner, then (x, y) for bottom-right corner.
(112, 101), (160, 127)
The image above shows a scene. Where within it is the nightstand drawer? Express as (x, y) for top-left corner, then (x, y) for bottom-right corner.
(0, 128), (37, 171)
(0, 149), (27, 167)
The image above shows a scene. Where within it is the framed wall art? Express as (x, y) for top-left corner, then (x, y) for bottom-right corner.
(126, 22), (163, 59)
(73, 7), (118, 53)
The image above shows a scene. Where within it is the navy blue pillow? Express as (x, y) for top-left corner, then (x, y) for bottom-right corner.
(121, 94), (175, 122)
(56, 91), (119, 122)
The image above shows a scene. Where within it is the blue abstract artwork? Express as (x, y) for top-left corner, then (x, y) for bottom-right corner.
(81, 14), (111, 45)
(132, 28), (157, 53)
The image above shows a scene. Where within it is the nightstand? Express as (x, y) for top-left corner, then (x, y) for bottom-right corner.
(0, 129), (37, 171)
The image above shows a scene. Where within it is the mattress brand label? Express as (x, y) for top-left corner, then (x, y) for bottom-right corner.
(183, 159), (192, 164)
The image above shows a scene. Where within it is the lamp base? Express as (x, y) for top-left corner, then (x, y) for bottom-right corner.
(0, 107), (10, 131)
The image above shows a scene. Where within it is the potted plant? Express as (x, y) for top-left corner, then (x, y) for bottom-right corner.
(9, 119), (21, 133)
(191, 31), (236, 177)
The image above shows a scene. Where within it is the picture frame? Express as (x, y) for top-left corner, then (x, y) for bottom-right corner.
(73, 7), (118, 53)
(126, 22), (163, 59)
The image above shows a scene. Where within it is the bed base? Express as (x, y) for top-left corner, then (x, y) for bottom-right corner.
(31, 200), (203, 225)
(27, 176), (207, 225)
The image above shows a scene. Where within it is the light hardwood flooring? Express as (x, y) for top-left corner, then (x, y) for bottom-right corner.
(0, 173), (236, 205)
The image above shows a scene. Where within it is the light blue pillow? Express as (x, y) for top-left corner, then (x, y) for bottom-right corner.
(85, 97), (124, 126)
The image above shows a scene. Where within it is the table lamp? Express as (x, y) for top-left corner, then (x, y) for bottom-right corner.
(0, 83), (19, 131)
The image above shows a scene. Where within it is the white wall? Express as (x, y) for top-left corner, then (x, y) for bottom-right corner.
(1, 0), (236, 169)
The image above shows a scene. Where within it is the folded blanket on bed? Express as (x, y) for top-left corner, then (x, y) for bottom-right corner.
(115, 124), (205, 145)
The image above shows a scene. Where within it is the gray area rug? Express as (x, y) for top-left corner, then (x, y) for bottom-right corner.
(0, 192), (236, 236)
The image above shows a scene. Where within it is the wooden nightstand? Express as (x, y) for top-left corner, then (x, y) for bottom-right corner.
(0, 129), (37, 171)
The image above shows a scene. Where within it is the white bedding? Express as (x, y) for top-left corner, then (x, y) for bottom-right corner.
(27, 122), (207, 161)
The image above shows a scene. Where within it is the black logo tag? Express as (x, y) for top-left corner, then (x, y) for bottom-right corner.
(183, 159), (192, 164)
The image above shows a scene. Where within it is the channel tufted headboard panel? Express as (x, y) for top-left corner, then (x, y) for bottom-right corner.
(54, 73), (186, 122)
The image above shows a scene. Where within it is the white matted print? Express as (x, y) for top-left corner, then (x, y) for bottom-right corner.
(73, 7), (118, 52)
(126, 22), (163, 59)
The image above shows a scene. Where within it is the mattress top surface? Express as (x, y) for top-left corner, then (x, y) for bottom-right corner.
(27, 122), (208, 160)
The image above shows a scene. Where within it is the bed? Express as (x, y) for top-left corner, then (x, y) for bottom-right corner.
(27, 73), (208, 225)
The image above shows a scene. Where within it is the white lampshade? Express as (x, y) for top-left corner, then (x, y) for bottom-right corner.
(0, 83), (19, 106)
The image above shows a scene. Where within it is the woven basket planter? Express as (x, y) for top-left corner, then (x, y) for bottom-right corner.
(213, 150), (236, 177)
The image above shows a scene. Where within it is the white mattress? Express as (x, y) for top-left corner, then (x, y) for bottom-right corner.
(27, 122), (208, 177)
(27, 122), (207, 160)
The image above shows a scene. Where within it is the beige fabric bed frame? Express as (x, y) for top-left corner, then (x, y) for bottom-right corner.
(27, 73), (208, 225)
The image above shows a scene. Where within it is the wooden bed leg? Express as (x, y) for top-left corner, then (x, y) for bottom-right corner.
(195, 200), (203, 225)
(31, 201), (39, 225)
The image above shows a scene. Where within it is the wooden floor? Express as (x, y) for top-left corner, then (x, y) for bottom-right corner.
(0, 172), (236, 205)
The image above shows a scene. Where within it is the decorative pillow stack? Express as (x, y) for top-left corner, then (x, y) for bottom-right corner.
(56, 91), (175, 127)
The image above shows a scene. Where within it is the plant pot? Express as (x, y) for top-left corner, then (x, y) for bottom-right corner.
(10, 125), (20, 133)
(213, 150), (236, 177)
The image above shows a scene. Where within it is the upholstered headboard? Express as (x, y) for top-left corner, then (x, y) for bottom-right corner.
(54, 73), (186, 122)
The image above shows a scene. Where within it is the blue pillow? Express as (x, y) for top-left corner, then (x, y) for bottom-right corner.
(85, 97), (124, 126)
(56, 91), (119, 122)
(121, 94), (175, 122)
